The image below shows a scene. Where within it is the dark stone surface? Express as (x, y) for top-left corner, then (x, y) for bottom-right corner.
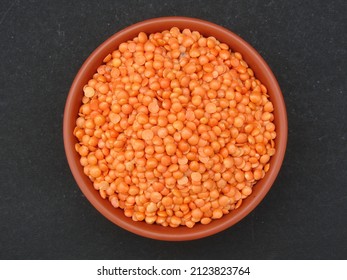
(1, 0), (346, 259)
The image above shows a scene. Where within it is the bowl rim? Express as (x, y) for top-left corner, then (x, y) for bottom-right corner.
(63, 16), (288, 241)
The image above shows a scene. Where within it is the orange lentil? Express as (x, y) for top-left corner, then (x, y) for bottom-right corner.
(89, 166), (101, 178)
(233, 117), (244, 128)
(254, 169), (263, 180)
(191, 208), (203, 221)
(165, 142), (177, 156)
(142, 129), (154, 141)
(83, 86), (95, 98)
(201, 217), (212, 225)
(148, 101), (160, 113)
(191, 172), (202, 182)
(74, 28), (276, 228)
(212, 209), (223, 219)
(162, 196), (173, 207)
(205, 103), (217, 114)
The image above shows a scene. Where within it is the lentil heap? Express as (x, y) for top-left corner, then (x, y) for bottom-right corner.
(74, 28), (276, 228)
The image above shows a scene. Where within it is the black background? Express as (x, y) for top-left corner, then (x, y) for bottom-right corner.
(1, 0), (346, 260)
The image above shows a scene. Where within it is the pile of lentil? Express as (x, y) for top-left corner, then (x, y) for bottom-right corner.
(74, 28), (276, 228)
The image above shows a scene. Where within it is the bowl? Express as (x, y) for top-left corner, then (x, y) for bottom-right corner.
(63, 16), (287, 241)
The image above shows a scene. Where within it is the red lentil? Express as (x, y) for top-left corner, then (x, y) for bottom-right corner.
(74, 28), (276, 228)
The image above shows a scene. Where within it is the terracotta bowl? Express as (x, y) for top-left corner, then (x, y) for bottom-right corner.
(63, 17), (287, 241)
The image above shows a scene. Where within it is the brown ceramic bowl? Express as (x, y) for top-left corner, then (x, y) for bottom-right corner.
(63, 17), (287, 241)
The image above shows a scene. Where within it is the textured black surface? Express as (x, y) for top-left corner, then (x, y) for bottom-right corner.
(1, 0), (346, 260)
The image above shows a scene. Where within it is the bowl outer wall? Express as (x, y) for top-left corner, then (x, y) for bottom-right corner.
(63, 17), (288, 241)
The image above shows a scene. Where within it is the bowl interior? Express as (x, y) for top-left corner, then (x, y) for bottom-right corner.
(64, 17), (287, 241)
